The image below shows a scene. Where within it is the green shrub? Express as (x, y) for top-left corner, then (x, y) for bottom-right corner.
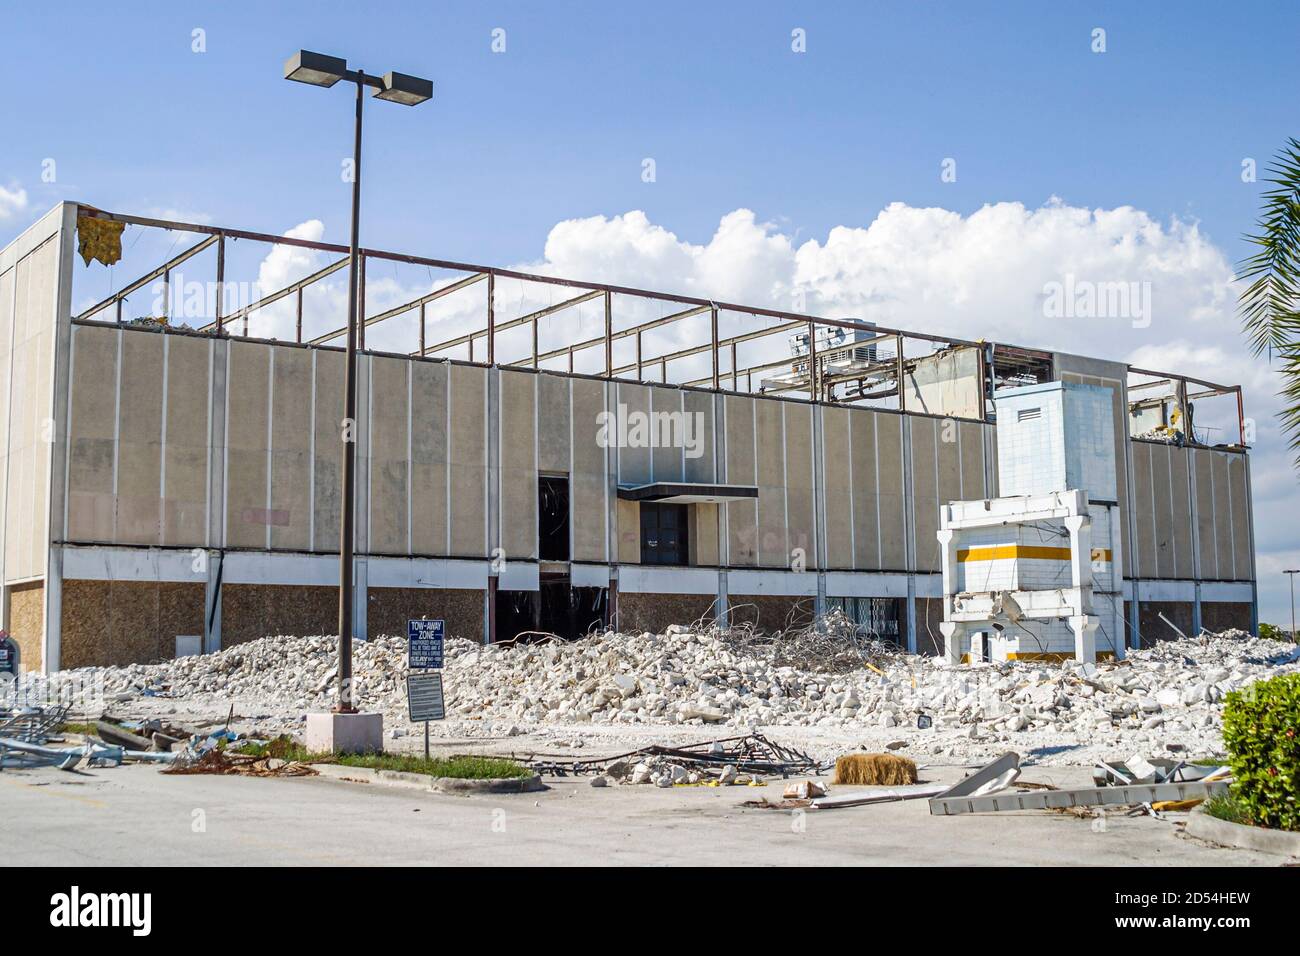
(1258, 622), (1291, 641)
(1221, 673), (1300, 831)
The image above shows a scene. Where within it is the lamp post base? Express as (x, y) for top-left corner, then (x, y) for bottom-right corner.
(305, 711), (383, 755)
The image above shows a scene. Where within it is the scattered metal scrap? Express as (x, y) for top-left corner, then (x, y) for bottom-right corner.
(923, 750), (1233, 816)
(525, 733), (828, 778)
(0, 704), (70, 743)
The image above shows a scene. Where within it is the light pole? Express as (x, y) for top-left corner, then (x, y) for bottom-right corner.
(1286, 570), (1299, 641)
(285, 51), (432, 713)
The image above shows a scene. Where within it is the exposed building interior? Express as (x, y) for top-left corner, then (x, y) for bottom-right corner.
(0, 203), (1257, 671)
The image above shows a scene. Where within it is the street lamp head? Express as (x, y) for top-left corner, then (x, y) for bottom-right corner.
(373, 71), (433, 106)
(284, 50), (347, 87)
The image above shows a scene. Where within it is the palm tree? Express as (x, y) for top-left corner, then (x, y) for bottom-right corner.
(1239, 138), (1300, 464)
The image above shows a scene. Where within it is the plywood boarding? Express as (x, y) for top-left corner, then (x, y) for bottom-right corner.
(410, 359), (448, 556)
(7, 581), (43, 671)
(692, 502), (720, 566)
(784, 401), (816, 570)
(821, 406), (853, 570)
(499, 369), (537, 560)
(616, 497), (639, 563)
(224, 341), (270, 549)
(448, 363), (486, 557)
(367, 355), (411, 555)
(724, 394), (757, 566)
(59, 579), (203, 667)
(367, 586), (484, 642)
(5, 239), (57, 580)
(570, 377), (606, 562)
(65, 324), (118, 543)
(162, 334), (210, 547)
(755, 397), (785, 568)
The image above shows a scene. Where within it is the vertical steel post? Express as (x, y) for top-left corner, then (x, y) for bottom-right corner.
(604, 291), (613, 378)
(336, 73), (365, 713)
(162, 268), (170, 322)
(215, 233), (225, 333)
(807, 320), (818, 401)
(896, 334), (906, 411)
(296, 287), (304, 343)
(731, 341), (738, 391)
(357, 254), (367, 352)
(636, 331), (642, 380)
(711, 306), (720, 390)
(419, 302), (426, 356)
(486, 272), (495, 365)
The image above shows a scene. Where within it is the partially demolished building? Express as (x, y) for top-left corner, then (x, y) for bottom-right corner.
(0, 203), (1256, 671)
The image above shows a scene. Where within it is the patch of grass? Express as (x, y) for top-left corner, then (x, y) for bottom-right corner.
(57, 722), (100, 737)
(229, 736), (313, 762)
(1204, 794), (1254, 827)
(228, 735), (531, 779)
(330, 752), (532, 779)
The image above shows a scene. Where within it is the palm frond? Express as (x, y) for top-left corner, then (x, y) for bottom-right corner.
(1238, 138), (1300, 468)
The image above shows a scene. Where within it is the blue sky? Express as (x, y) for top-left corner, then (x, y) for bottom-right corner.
(3, 1), (1297, 262)
(3, 1), (1300, 627)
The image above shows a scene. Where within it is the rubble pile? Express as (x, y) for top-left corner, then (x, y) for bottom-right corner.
(19, 626), (1300, 764)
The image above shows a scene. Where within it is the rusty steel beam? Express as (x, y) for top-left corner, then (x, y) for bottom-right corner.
(200, 256), (349, 333)
(76, 234), (219, 321)
(312, 271), (486, 345)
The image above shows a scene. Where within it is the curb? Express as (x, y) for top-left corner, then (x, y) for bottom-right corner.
(308, 763), (544, 794)
(1185, 805), (1300, 857)
(432, 774), (545, 794)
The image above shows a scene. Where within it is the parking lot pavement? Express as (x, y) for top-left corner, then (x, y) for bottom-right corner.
(0, 762), (1280, 866)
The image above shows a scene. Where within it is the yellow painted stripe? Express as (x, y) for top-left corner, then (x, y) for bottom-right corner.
(955, 545), (1112, 563)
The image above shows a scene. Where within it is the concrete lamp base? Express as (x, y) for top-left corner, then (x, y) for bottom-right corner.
(305, 712), (384, 755)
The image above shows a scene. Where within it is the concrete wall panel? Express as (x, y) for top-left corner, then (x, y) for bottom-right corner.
(266, 347), (311, 551)
(65, 325), (118, 543)
(115, 331), (164, 545)
(162, 335), (210, 547)
(448, 363), (487, 557)
(876, 414), (907, 570)
(755, 397), (785, 567)
(683, 390), (716, 484)
(910, 417), (939, 572)
(784, 402), (816, 570)
(367, 355), (410, 555)
(724, 394), (757, 566)
(224, 341), (270, 550)
(410, 360), (448, 556)
(536, 371), (570, 474)
(499, 369), (537, 560)
(570, 377), (606, 562)
(821, 406), (853, 570)
(848, 408), (880, 570)
(311, 348), (344, 552)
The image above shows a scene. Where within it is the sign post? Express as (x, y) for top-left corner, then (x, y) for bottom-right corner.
(406, 619), (445, 759)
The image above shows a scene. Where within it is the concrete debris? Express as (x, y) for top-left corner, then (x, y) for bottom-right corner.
(11, 626), (1297, 767)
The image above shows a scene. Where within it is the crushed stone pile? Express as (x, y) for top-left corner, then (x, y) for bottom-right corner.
(14, 626), (1299, 767)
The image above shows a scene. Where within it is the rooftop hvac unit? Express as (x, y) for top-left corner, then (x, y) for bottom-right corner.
(789, 322), (878, 364)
